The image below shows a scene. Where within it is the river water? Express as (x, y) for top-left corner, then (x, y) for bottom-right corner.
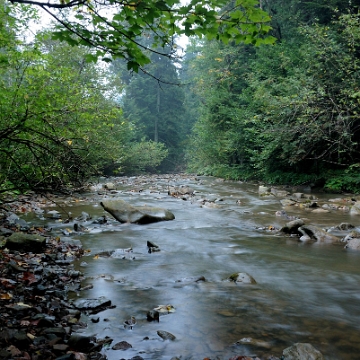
(41, 175), (360, 359)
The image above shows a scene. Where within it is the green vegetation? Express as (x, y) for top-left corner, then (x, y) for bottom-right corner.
(1, 0), (273, 195)
(1, 0), (360, 195)
(6, 0), (274, 71)
(183, 1), (360, 193)
(112, 40), (188, 172)
(0, 7), (130, 193)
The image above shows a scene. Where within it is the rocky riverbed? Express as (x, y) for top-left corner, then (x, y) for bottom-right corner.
(1, 174), (360, 359)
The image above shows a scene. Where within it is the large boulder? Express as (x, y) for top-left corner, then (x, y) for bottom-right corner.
(100, 199), (175, 224)
(258, 185), (271, 195)
(298, 225), (340, 244)
(282, 343), (324, 360)
(350, 201), (360, 215)
(280, 219), (305, 234)
(344, 238), (360, 250)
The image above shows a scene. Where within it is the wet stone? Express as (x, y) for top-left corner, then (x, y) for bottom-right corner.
(176, 275), (206, 283)
(282, 343), (324, 360)
(147, 310), (160, 322)
(13, 332), (30, 349)
(147, 240), (160, 253)
(0, 349), (11, 359)
(157, 330), (176, 341)
(72, 296), (112, 311)
(0, 227), (13, 236)
(235, 337), (272, 349)
(5, 232), (46, 252)
(229, 272), (257, 284)
(68, 334), (93, 352)
(112, 340), (132, 350)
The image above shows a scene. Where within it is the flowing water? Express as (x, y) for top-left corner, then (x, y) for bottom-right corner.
(37, 175), (360, 359)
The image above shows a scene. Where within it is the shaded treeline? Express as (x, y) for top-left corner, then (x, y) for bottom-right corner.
(183, 0), (360, 192)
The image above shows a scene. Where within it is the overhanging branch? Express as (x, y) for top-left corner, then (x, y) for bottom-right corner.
(8, 0), (87, 8)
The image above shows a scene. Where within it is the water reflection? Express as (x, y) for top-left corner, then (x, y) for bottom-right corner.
(44, 177), (360, 359)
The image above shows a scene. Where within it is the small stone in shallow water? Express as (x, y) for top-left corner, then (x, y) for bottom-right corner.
(175, 276), (206, 283)
(67, 334), (93, 352)
(236, 337), (272, 349)
(147, 310), (160, 322)
(112, 340), (132, 350)
(157, 330), (176, 341)
(228, 272), (257, 284)
(72, 297), (112, 312)
(282, 342), (324, 360)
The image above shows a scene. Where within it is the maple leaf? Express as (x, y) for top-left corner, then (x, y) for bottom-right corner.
(22, 272), (38, 285)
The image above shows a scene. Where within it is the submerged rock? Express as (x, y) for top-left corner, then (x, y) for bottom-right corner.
(298, 225), (340, 244)
(258, 185), (271, 195)
(112, 341), (132, 350)
(344, 238), (360, 250)
(228, 272), (257, 284)
(147, 240), (160, 253)
(350, 201), (360, 215)
(282, 342), (324, 360)
(157, 330), (176, 341)
(147, 310), (160, 322)
(334, 223), (355, 231)
(175, 276), (206, 283)
(72, 296), (112, 313)
(236, 337), (272, 349)
(342, 230), (360, 242)
(280, 219), (305, 234)
(100, 199), (175, 224)
(168, 186), (194, 197)
(280, 199), (297, 207)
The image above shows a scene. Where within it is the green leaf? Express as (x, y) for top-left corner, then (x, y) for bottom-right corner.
(127, 60), (140, 72)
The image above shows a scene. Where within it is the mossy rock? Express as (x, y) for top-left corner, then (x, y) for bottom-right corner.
(6, 233), (46, 252)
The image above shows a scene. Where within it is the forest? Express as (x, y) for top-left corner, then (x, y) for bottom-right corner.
(1, 0), (360, 195)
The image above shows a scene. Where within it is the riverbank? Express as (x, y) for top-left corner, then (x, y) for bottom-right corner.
(1, 174), (359, 359)
(0, 195), (110, 359)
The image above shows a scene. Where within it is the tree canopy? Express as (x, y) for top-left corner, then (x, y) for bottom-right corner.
(183, 0), (360, 191)
(6, 0), (275, 71)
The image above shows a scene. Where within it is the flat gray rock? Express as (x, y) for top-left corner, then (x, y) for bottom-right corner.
(282, 342), (324, 360)
(101, 199), (175, 224)
(72, 296), (111, 310)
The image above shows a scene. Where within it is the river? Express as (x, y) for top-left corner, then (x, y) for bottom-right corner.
(38, 175), (360, 359)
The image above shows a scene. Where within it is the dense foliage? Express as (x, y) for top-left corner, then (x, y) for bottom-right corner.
(0, 0), (275, 197)
(3, 0), (360, 194)
(0, 3), (132, 193)
(184, 0), (360, 192)
(6, 0), (274, 72)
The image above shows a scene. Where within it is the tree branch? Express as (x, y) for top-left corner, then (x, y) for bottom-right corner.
(8, 0), (87, 9)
